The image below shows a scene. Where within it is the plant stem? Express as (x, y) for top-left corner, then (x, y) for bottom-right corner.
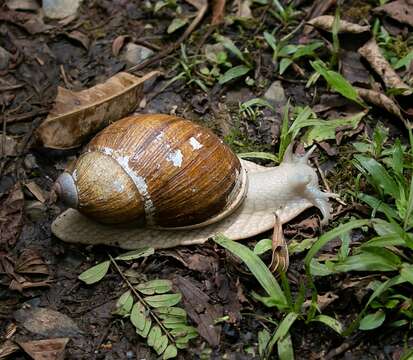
(108, 254), (175, 344)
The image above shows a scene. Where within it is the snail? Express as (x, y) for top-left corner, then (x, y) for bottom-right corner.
(52, 113), (335, 250)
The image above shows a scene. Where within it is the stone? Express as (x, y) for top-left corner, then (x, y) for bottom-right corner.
(123, 43), (154, 65)
(43, 0), (82, 19)
(264, 81), (287, 108)
(15, 307), (83, 337)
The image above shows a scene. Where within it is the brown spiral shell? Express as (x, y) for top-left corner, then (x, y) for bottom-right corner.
(55, 114), (247, 228)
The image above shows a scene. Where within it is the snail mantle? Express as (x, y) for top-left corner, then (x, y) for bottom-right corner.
(51, 114), (335, 250)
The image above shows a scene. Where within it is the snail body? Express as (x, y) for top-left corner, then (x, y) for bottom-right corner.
(52, 114), (334, 249)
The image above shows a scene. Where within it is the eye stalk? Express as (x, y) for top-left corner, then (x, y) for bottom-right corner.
(54, 172), (78, 209)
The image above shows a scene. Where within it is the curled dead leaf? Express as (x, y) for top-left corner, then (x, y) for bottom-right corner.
(0, 183), (24, 249)
(373, 0), (413, 27)
(269, 214), (289, 273)
(308, 15), (370, 33)
(355, 87), (411, 128)
(358, 38), (411, 94)
(112, 35), (130, 56)
(64, 31), (90, 50)
(211, 0), (226, 25)
(0, 340), (19, 359)
(36, 71), (159, 149)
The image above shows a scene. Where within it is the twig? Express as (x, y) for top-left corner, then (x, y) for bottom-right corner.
(128, 0), (208, 73)
(5, 109), (49, 123)
(0, 84), (24, 92)
(108, 254), (176, 344)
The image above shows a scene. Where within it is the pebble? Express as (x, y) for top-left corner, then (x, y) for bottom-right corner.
(123, 43), (154, 65)
(43, 0), (82, 19)
(264, 80), (287, 108)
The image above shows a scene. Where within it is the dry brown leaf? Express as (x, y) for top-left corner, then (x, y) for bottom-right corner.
(308, 15), (370, 33)
(24, 182), (46, 203)
(112, 35), (130, 56)
(0, 135), (21, 157)
(174, 276), (222, 347)
(358, 38), (411, 94)
(355, 87), (410, 128)
(0, 183), (24, 249)
(373, 0), (413, 27)
(269, 214), (289, 273)
(0, 340), (19, 359)
(36, 71), (159, 149)
(18, 338), (69, 360)
(211, 0), (226, 25)
(64, 31), (90, 50)
(15, 249), (49, 275)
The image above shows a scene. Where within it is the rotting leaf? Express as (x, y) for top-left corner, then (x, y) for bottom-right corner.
(78, 261), (110, 285)
(373, 0), (413, 28)
(211, 0), (225, 25)
(167, 17), (189, 34)
(308, 15), (370, 33)
(0, 183), (24, 249)
(18, 338), (69, 360)
(36, 71), (159, 149)
(358, 39), (411, 95)
(15, 249), (49, 275)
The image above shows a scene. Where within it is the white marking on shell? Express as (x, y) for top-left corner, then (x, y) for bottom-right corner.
(72, 169), (78, 181)
(113, 179), (125, 193)
(98, 147), (156, 224)
(155, 132), (164, 141)
(166, 149), (183, 167)
(189, 137), (203, 150)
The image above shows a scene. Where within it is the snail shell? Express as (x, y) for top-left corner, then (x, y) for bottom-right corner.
(55, 114), (247, 228)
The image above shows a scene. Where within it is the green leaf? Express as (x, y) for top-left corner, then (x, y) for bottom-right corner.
(400, 264), (413, 285)
(136, 316), (152, 338)
(332, 247), (401, 273)
(304, 220), (370, 267)
(267, 313), (298, 356)
(167, 17), (189, 33)
(163, 344), (178, 359)
(277, 332), (294, 360)
(155, 307), (187, 319)
(78, 260), (110, 285)
(394, 50), (413, 70)
(292, 41), (323, 60)
(288, 238), (317, 255)
(310, 60), (364, 106)
(240, 98), (275, 111)
(263, 31), (277, 52)
(130, 301), (147, 331)
(258, 329), (271, 359)
(216, 35), (248, 64)
(279, 58), (293, 75)
(154, 334), (168, 355)
(115, 248), (154, 261)
(238, 152), (278, 162)
(354, 155), (399, 199)
(214, 234), (288, 310)
(253, 239), (273, 255)
(311, 315), (343, 335)
(145, 294), (182, 308)
(359, 310), (386, 330)
(148, 325), (162, 347)
(114, 290), (134, 316)
(302, 111), (367, 145)
(218, 65), (250, 84)
(136, 280), (173, 295)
